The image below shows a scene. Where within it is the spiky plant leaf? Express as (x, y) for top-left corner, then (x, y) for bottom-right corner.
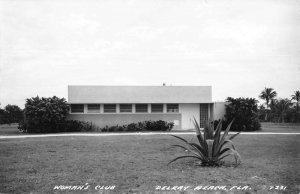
(212, 121), (222, 156)
(193, 117), (202, 136)
(229, 131), (241, 140)
(206, 139), (214, 159)
(217, 119), (235, 152)
(192, 117), (207, 151)
(171, 145), (203, 159)
(167, 155), (203, 165)
(205, 121), (214, 140)
(188, 143), (208, 161)
(170, 135), (189, 143)
(169, 119), (241, 167)
(217, 148), (241, 166)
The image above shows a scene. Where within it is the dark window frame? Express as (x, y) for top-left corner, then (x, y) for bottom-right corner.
(151, 104), (164, 113)
(87, 104), (100, 113)
(104, 104), (116, 113)
(167, 104), (179, 113)
(135, 104), (148, 113)
(71, 104), (84, 113)
(120, 104), (132, 113)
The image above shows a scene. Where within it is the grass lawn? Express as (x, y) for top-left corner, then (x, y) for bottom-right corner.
(0, 133), (299, 194)
(0, 124), (22, 135)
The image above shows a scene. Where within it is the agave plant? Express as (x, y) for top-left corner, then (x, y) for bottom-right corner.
(168, 118), (241, 167)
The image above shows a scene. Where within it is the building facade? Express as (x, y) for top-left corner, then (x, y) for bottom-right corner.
(67, 85), (226, 130)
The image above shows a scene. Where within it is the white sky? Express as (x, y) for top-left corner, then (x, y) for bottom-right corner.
(0, 0), (299, 108)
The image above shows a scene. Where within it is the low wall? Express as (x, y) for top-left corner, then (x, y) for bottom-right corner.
(67, 113), (182, 129)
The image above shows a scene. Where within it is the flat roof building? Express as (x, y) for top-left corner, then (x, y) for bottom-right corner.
(68, 85), (225, 130)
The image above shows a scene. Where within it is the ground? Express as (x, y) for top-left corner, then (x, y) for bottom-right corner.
(0, 124), (299, 194)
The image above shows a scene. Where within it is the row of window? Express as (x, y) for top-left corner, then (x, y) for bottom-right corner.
(70, 104), (179, 113)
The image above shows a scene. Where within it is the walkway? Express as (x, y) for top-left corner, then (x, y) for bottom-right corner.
(1, 132), (299, 139)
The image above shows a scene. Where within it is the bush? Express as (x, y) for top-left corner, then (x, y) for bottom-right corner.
(60, 120), (100, 132)
(19, 119), (98, 133)
(223, 97), (261, 131)
(126, 123), (139, 131)
(21, 96), (70, 133)
(145, 120), (174, 131)
(99, 120), (174, 132)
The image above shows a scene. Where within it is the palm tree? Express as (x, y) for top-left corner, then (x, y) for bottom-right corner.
(259, 87), (277, 109)
(259, 87), (277, 121)
(272, 98), (292, 123)
(291, 91), (300, 122)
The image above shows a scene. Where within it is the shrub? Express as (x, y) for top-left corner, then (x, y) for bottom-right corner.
(60, 120), (100, 132)
(126, 123), (139, 131)
(224, 97), (261, 131)
(22, 96), (70, 133)
(145, 120), (174, 131)
(99, 120), (174, 132)
(19, 119), (98, 133)
(169, 118), (241, 167)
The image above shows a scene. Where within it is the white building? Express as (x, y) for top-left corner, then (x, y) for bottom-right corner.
(68, 85), (226, 130)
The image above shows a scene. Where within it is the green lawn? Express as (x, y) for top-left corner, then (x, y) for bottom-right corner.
(0, 133), (299, 194)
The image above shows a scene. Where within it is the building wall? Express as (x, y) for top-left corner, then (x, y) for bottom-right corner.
(67, 113), (182, 129)
(68, 86), (212, 104)
(67, 102), (225, 130)
(180, 103), (200, 130)
(213, 102), (227, 120)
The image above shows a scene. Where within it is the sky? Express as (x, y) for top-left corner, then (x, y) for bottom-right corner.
(0, 0), (299, 108)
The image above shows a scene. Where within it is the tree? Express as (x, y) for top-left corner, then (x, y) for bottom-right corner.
(271, 98), (292, 123)
(0, 104), (23, 124)
(4, 104), (23, 123)
(224, 97), (261, 131)
(0, 108), (5, 124)
(291, 91), (300, 122)
(23, 96), (69, 133)
(259, 87), (277, 109)
(259, 87), (277, 121)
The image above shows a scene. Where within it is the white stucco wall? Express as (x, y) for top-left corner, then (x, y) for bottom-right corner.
(213, 102), (227, 120)
(180, 103), (200, 130)
(68, 86), (212, 104)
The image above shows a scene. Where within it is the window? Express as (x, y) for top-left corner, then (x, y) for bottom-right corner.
(120, 104), (132, 113)
(167, 104), (179, 113)
(135, 104), (148, 113)
(71, 104), (84, 113)
(151, 104), (163, 113)
(87, 104), (100, 113)
(104, 104), (116, 113)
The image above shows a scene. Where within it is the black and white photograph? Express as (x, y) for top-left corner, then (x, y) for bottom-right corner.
(0, 0), (299, 193)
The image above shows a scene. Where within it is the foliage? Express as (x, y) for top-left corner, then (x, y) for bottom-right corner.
(224, 97), (261, 131)
(22, 96), (70, 133)
(101, 125), (125, 132)
(0, 108), (5, 124)
(18, 120), (97, 133)
(269, 98), (292, 123)
(291, 91), (300, 104)
(145, 120), (174, 131)
(168, 118), (241, 167)
(259, 87), (277, 109)
(258, 92), (299, 123)
(0, 104), (23, 124)
(59, 120), (100, 132)
(100, 120), (174, 132)
(291, 91), (300, 122)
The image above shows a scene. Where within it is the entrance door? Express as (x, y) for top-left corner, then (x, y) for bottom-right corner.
(200, 104), (209, 128)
